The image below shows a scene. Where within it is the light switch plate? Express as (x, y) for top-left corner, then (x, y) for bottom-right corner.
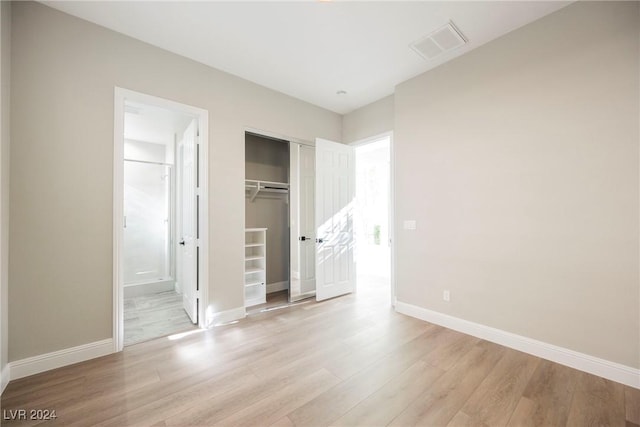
(403, 220), (417, 230)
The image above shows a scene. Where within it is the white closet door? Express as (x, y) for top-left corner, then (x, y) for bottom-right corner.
(299, 145), (316, 295)
(315, 138), (355, 301)
(290, 143), (316, 302)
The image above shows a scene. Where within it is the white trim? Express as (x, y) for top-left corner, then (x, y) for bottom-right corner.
(1, 362), (9, 394)
(348, 130), (393, 148)
(113, 87), (210, 352)
(197, 109), (210, 335)
(349, 131), (396, 306)
(245, 126), (314, 147)
(113, 89), (124, 352)
(210, 307), (246, 326)
(389, 132), (396, 307)
(9, 339), (113, 381)
(395, 301), (640, 389)
(266, 281), (288, 294)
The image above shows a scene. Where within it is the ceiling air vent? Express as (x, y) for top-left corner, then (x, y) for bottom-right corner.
(410, 22), (467, 61)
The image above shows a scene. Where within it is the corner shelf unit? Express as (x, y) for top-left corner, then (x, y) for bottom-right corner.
(244, 228), (267, 307)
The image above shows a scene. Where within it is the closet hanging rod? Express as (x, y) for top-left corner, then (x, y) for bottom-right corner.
(245, 179), (289, 188)
(245, 179), (289, 202)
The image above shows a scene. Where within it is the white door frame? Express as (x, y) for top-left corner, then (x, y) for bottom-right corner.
(349, 131), (396, 306)
(245, 127), (314, 147)
(113, 87), (209, 352)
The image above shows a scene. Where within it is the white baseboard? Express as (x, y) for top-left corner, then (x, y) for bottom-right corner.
(267, 281), (288, 294)
(9, 338), (114, 381)
(395, 301), (640, 389)
(208, 306), (246, 327)
(1, 362), (9, 394)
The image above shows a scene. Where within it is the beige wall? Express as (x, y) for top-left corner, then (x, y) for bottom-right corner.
(9, 2), (340, 361)
(342, 95), (394, 143)
(0, 0), (10, 390)
(245, 134), (290, 286)
(395, 1), (639, 368)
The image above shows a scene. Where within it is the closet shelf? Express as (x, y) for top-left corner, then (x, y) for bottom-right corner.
(245, 255), (264, 261)
(245, 267), (265, 274)
(245, 281), (264, 288)
(245, 243), (264, 248)
(245, 179), (289, 202)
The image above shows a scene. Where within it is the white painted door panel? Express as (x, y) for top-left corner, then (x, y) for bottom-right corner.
(300, 145), (316, 295)
(178, 119), (198, 323)
(290, 143), (316, 302)
(300, 145), (316, 294)
(316, 138), (355, 301)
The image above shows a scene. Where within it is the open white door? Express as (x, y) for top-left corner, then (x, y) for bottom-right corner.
(315, 138), (355, 301)
(290, 143), (316, 302)
(178, 119), (198, 323)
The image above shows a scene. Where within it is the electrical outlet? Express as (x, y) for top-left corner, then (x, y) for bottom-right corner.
(443, 290), (450, 302)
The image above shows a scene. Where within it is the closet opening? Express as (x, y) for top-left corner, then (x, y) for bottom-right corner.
(243, 131), (357, 311)
(244, 132), (292, 311)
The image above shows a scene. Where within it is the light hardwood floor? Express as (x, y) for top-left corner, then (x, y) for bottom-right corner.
(246, 290), (291, 315)
(2, 279), (638, 426)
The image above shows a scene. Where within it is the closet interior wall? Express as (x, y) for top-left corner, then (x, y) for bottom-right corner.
(245, 133), (290, 293)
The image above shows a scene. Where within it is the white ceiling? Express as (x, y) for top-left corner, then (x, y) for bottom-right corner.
(42, 1), (571, 114)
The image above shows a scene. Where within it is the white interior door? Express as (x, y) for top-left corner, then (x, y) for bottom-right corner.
(316, 138), (355, 301)
(300, 146), (316, 295)
(178, 119), (198, 323)
(290, 143), (316, 302)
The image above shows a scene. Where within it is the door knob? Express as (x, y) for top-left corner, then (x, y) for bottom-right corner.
(299, 236), (307, 241)
(179, 240), (186, 246)
(316, 238), (324, 243)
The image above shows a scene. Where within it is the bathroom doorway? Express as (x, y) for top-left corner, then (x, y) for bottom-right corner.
(114, 88), (209, 349)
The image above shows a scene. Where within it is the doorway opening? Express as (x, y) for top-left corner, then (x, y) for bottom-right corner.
(114, 88), (209, 351)
(354, 134), (393, 305)
(244, 132), (291, 312)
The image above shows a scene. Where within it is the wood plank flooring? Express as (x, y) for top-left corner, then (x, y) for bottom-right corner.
(1, 279), (636, 426)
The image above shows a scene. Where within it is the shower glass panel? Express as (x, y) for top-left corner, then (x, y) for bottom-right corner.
(124, 160), (172, 285)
